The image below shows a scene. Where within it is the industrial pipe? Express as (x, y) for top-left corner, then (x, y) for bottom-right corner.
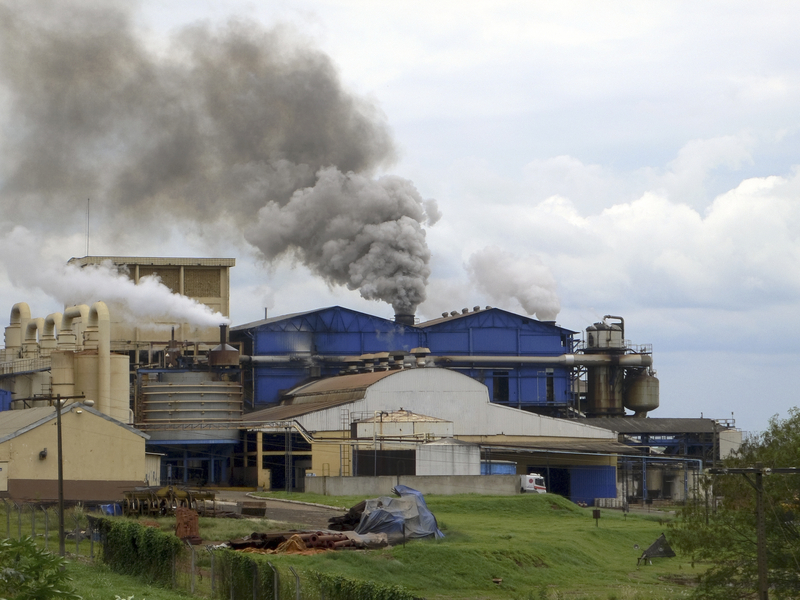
(40, 313), (63, 355)
(3, 302), (31, 361)
(58, 305), (89, 351)
(22, 318), (44, 358)
(85, 302), (111, 417)
(240, 352), (653, 368)
(432, 354), (652, 367)
(239, 355), (297, 364)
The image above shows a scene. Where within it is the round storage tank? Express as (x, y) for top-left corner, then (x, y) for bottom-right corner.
(110, 353), (130, 423)
(141, 371), (243, 442)
(624, 373), (660, 416)
(646, 469), (664, 498)
(50, 351), (75, 400)
(73, 351), (99, 411)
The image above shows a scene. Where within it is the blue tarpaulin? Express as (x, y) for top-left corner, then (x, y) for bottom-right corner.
(354, 485), (444, 541)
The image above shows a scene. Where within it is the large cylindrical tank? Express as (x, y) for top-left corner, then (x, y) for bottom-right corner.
(50, 351), (75, 400)
(74, 351), (99, 411)
(586, 322), (624, 350)
(646, 469), (664, 498)
(109, 353), (130, 423)
(624, 373), (660, 416)
(586, 365), (625, 417)
(141, 371), (242, 442)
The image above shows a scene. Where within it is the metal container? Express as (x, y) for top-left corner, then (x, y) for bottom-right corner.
(141, 371), (242, 441)
(624, 373), (660, 416)
(586, 365), (625, 417)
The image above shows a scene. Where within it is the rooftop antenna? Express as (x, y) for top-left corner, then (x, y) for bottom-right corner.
(85, 198), (90, 256)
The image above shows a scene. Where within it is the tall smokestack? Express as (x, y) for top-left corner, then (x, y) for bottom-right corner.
(394, 313), (415, 327)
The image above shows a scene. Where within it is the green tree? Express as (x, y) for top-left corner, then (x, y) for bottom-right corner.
(0, 536), (80, 600)
(671, 408), (800, 599)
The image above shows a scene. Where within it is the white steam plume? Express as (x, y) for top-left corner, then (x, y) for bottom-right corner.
(467, 246), (561, 321)
(1, 228), (228, 327)
(0, 1), (438, 315)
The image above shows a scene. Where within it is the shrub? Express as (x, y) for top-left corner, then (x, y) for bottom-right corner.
(0, 536), (80, 600)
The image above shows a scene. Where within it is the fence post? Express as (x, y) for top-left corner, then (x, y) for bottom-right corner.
(30, 503), (35, 539)
(41, 506), (49, 550)
(2, 499), (8, 538)
(89, 519), (94, 560)
(188, 542), (196, 595)
(207, 548), (215, 596)
(16, 502), (21, 540)
(73, 514), (80, 555)
(316, 574), (325, 600)
(289, 566), (300, 600)
(268, 561), (280, 600)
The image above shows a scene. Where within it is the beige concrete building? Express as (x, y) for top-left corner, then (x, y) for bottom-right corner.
(67, 256), (235, 348)
(0, 403), (149, 501)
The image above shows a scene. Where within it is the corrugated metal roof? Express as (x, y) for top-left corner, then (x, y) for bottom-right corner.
(68, 256), (235, 267)
(289, 370), (398, 397)
(582, 418), (729, 434)
(231, 307), (336, 331)
(0, 405), (149, 444)
(417, 307), (494, 326)
(246, 398), (347, 422)
(481, 439), (641, 455)
(360, 409), (447, 423)
(417, 306), (576, 333)
(0, 407), (54, 441)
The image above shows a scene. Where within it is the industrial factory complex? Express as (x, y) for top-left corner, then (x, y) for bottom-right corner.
(0, 257), (741, 506)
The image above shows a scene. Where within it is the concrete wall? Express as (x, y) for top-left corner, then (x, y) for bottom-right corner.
(305, 474), (520, 496)
(416, 443), (481, 476)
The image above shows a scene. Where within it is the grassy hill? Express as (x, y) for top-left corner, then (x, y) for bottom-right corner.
(66, 493), (699, 600)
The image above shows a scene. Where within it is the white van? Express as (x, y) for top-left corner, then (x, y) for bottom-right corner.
(520, 473), (547, 494)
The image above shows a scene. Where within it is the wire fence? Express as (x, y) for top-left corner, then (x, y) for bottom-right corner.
(0, 502), (417, 600)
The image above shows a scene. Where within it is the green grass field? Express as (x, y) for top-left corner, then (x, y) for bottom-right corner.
(251, 493), (698, 599)
(9, 494), (700, 599)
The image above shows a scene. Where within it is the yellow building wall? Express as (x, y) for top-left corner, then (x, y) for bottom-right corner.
(0, 409), (146, 492)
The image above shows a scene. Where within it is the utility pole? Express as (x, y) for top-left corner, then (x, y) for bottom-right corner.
(56, 394), (64, 558)
(709, 464), (800, 600)
(49, 394), (87, 558)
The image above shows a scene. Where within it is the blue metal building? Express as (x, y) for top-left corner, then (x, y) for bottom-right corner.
(230, 305), (578, 412)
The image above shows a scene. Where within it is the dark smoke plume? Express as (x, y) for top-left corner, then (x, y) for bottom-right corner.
(0, 0), (438, 314)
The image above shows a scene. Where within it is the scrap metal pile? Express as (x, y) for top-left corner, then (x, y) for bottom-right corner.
(122, 486), (217, 517)
(225, 530), (374, 555)
(221, 485), (443, 555)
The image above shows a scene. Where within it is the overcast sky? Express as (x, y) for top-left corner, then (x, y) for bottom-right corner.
(2, 1), (799, 434)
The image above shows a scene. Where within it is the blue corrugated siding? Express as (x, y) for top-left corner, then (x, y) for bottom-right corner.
(255, 368), (308, 404)
(0, 389), (10, 411)
(427, 332), (469, 353)
(519, 334), (563, 354)
(242, 306), (578, 409)
(472, 328), (517, 353)
(256, 332), (313, 354)
(570, 466), (616, 506)
(315, 332), (362, 353)
(362, 331), (421, 353)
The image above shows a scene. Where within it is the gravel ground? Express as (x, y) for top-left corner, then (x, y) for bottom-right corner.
(214, 491), (347, 530)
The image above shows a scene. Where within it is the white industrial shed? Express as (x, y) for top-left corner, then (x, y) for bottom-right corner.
(246, 367), (630, 503)
(263, 367), (617, 440)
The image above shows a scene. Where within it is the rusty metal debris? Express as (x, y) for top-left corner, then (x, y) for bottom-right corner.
(122, 486), (217, 517)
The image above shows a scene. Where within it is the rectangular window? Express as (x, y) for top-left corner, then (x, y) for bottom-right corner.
(493, 372), (510, 403)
